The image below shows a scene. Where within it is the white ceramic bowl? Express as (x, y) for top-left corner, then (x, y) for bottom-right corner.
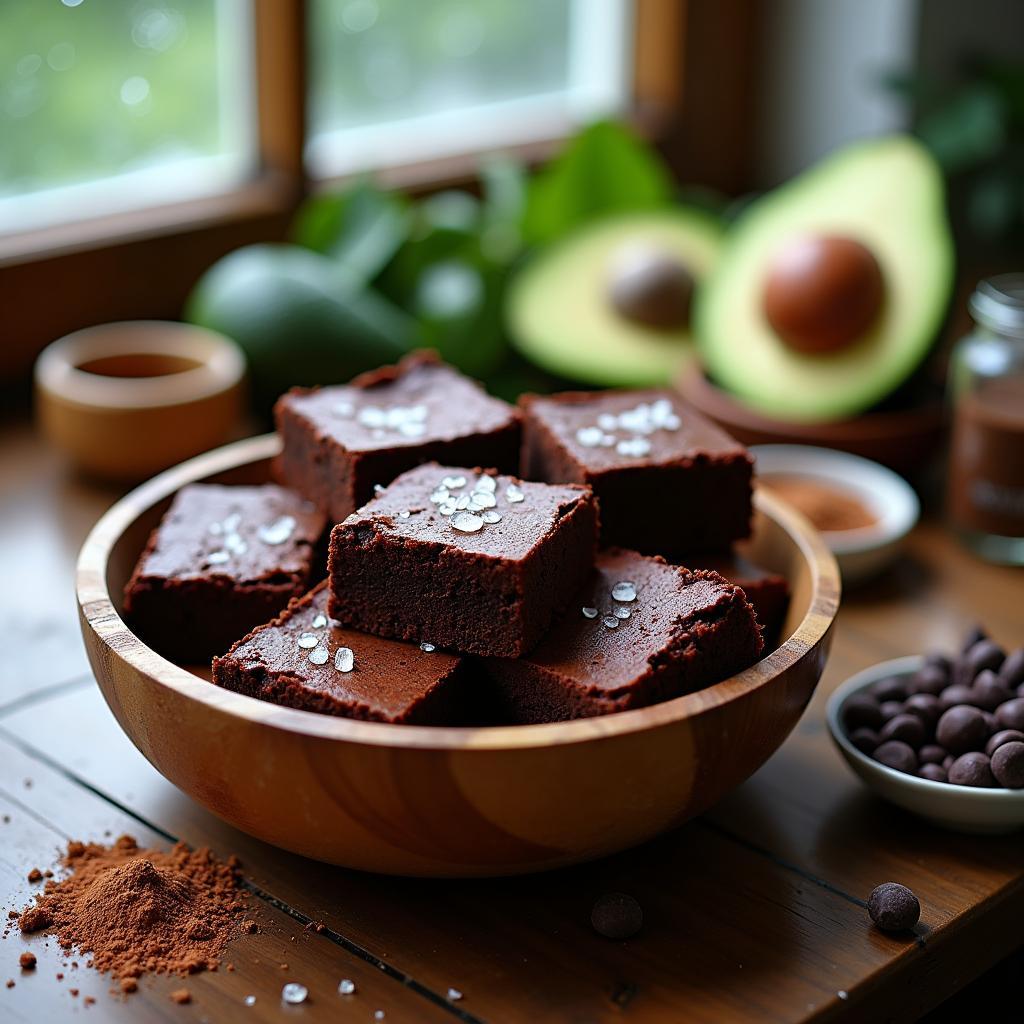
(751, 445), (920, 584)
(827, 657), (1024, 834)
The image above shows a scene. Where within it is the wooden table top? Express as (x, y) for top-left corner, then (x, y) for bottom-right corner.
(1, 421), (1022, 1023)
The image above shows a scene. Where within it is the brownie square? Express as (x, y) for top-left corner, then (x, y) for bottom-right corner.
(274, 350), (521, 522)
(686, 552), (791, 651)
(212, 582), (467, 723)
(327, 464), (599, 658)
(123, 484), (326, 663)
(519, 389), (753, 555)
(483, 548), (764, 723)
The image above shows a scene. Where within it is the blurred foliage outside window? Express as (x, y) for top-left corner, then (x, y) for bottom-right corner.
(307, 0), (631, 177)
(0, 0), (252, 234)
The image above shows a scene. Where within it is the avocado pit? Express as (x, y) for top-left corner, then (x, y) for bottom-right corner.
(763, 235), (884, 354)
(608, 244), (694, 331)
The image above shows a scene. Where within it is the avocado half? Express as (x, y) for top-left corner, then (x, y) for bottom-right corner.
(695, 136), (954, 422)
(508, 209), (723, 386)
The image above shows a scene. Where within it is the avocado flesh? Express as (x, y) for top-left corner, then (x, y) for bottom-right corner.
(695, 136), (954, 422)
(508, 209), (723, 386)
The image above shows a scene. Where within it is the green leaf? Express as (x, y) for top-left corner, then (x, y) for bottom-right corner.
(292, 181), (410, 285)
(917, 84), (1007, 174)
(480, 155), (527, 262)
(522, 120), (674, 245)
(414, 259), (508, 377)
(966, 167), (1018, 239)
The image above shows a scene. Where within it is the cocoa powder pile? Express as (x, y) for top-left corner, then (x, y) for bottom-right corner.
(18, 835), (249, 985)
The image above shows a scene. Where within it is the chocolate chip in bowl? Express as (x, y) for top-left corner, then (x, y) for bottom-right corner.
(826, 628), (1024, 834)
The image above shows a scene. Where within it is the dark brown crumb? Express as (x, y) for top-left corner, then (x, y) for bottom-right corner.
(84, 996), (95, 1006)
(120, 978), (137, 993)
(70, 988), (79, 996)
(5, 980), (13, 989)
(19, 906), (52, 933)
(57, 973), (63, 980)
(19, 952), (36, 970)
(242, 920), (258, 934)
(170, 988), (191, 1004)
(27, 869), (43, 883)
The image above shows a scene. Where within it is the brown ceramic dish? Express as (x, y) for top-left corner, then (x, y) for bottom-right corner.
(677, 361), (945, 475)
(76, 434), (840, 877)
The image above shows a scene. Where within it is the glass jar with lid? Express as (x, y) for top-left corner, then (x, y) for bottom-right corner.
(947, 274), (1024, 564)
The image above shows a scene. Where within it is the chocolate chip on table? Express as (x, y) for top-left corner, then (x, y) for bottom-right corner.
(990, 742), (1024, 789)
(850, 728), (879, 754)
(871, 677), (908, 703)
(918, 744), (948, 765)
(996, 698), (1024, 732)
(591, 893), (643, 939)
(919, 764), (947, 783)
(936, 705), (989, 755)
(948, 752), (995, 788)
(878, 713), (926, 748)
(873, 741), (918, 774)
(868, 882), (920, 933)
(986, 729), (1024, 757)
(842, 693), (884, 731)
(971, 669), (1013, 711)
(903, 694), (942, 730)
(999, 648), (1024, 689)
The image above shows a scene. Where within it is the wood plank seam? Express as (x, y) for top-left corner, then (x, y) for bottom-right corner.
(0, 675), (93, 720)
(698, 819), (870, 911)
(0, 724), (489, 1024)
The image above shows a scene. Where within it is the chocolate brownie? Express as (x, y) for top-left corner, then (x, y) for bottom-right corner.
(124, 484), (326, 663)
(327, 464), (598, 658)
(686, 553), (791, 650)
(483, 548), (764, 723)
(519, 389), (753, 555)
(212, 582), (467, 723)
(274, 350), (520, 522)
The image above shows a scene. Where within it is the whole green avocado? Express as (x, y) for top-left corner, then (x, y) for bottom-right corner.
(186, 244), (418, 404)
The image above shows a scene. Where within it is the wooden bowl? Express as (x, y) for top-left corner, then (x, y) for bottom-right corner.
(35, 320), (245, 481)
(76, 435), (840, 877)
(677, 362), (945, 476)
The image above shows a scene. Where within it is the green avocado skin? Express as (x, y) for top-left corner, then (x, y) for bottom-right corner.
(694, 135), (955, 423)
(186, 244), (417, 407)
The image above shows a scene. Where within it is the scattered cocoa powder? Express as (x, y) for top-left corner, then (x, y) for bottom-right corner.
(120, 978), (137, 993)
(26, 869), (42, 884)
(762, 475), (878, 532)
(15, 835), (245, 987)
(5, 980), (12, 989)
(170, 988), (191, 1004)
(18, 952), (36, 970)
(84, 996), (95, 1006)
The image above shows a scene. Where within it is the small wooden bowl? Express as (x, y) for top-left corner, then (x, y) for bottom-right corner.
(76, 435), (840, 877)
(677, 362), (945, 476)
(35, 321), (245, 481)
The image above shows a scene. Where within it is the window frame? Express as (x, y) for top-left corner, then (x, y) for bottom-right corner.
(0, 0), (757, 382)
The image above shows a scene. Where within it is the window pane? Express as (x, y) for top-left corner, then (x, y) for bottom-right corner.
(307, 0), (632, 177)
(0, 0), (253, 235)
